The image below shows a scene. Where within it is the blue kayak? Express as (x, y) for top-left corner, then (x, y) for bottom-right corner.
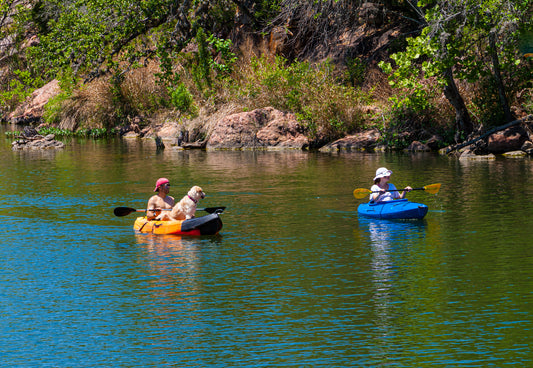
(357, 199), (428, 220)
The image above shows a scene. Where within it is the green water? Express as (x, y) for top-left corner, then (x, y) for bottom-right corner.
(1, 130), (532, 366)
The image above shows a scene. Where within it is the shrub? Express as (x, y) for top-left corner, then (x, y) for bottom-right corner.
(169, 83), (195, 114)
(0, 69), (44, 111)
(232, 55), (367, 141)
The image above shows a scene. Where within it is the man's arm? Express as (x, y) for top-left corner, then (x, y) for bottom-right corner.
(146, 196), (160, 220)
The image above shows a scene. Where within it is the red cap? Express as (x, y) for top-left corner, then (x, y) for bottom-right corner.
(154, 178), (169, 192)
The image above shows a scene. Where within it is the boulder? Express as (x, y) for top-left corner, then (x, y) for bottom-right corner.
(256, 117), (309, 148)
(157, 122), (181, 140)
(459, 147), (496, 160)
(11, 134), (65, 150)
(207, 107), (309, 150)
(502, 150), (527, 158)
(486, 125), (528, 154)
(406, 140), (430, 152)
(319, 129), (381, 152)
(521, 140), (533, 155)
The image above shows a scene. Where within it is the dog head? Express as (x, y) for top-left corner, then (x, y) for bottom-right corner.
(188, 186), (205, 201)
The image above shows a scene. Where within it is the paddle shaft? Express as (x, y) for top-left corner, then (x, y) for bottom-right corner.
(113, 206), (225, 217)
(353, 183), (440, 199)
(371, 187), (423, 193)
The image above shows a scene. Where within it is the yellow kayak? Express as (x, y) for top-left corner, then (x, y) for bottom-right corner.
(133, 213), (223, 235)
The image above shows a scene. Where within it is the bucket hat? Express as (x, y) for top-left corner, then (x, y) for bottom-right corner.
(373, 167), (392, 181)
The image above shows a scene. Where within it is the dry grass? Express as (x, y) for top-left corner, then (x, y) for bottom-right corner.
(58, 79), (115, 130)
(45, 36), (460, 143)
(119, 60), (169, 114)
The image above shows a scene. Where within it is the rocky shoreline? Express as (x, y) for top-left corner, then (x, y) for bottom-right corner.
(10, 126), (65, 150)
(5, 79), (533, 158)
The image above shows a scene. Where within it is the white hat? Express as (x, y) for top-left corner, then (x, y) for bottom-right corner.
(374, 167), (392, 181)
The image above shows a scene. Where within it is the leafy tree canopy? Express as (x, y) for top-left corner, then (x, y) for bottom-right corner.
(381, 0), (533, 129)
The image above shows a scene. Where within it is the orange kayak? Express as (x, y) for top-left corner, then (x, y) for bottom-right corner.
(133, 213), (223, 235)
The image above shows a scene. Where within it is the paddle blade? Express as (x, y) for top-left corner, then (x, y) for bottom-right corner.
(200, 206), (226, 214)
(113, 207), (137, 217)
(353, 188), (371, 199)
(423, 183), (441, 195)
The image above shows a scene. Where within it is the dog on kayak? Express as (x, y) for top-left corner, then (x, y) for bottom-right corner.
(156, 186), (205, 221)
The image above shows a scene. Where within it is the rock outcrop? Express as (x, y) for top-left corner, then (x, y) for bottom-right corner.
(206, 107), (309, 150)
(319, 129), (381, 152)
(8, 79), (61, 125)
(11, 133), (65, 150)
(444, 115), (533, 157)
(486, 124), (528, 154)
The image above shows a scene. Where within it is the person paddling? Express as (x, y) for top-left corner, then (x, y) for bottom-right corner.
(146, 178), (175, 220)
(370, 167), (412, 202)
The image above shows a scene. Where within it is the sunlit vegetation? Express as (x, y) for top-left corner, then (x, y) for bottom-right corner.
(0, 0), (531, 147)
(5, 127), (116, 138)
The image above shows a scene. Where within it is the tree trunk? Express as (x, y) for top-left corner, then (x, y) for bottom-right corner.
(443, 67), (473, 138)
(489, 31), (514, 123)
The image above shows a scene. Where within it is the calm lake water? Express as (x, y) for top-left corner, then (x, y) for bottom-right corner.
(1, 127), (532, 367)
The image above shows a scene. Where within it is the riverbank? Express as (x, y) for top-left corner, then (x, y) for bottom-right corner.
(3, 75), (532, 156)
(5, 104), (533, 159)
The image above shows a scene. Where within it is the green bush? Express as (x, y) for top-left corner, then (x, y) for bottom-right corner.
(236, 55), (366, 141)
(170, 83), (195, 113)
(0, 69), (44, 111)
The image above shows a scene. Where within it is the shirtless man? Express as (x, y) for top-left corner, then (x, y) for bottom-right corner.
(146, 178), (175, 220)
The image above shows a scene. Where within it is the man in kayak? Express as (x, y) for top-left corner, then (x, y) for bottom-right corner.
(146, 178), (175, 220)
(370, 167), (412, 202)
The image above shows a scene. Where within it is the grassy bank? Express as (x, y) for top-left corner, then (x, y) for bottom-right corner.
(30, 42), (458, 149)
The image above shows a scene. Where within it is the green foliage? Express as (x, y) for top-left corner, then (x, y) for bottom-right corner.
(42, 91), (71, 125)
(75, 127), (117, 138)
(0, 69), (45, 111)
(193, 28), (212, 90)
(239, 56), (366, 141)
(381, 0), (533, 133)
(169, 83), (195, 114)
(28, 0), (186, 80)
(4, 127), (116, 139)
(252, 0), (282, 23)
(207, 34), (237, 76)
(345, 58), (367, 86)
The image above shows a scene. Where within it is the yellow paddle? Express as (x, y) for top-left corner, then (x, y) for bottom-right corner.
(353, 183), (441, 199)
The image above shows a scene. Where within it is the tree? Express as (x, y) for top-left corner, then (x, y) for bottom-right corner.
(381, 0), (533, 138)
(27, 0), (245, 83)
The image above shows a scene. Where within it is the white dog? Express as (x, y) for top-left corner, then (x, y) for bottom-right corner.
(157, 186), (205, 221)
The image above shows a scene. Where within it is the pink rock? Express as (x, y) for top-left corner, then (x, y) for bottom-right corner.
(207, 107), (309, 149)
(9, 79), (61, 123)
(487, 125), (527, 154)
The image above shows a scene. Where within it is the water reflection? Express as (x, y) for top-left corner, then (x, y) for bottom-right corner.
(134, 233), (203, 315)
(358, 218), (428, 344)
(3, 125), (533, 365)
